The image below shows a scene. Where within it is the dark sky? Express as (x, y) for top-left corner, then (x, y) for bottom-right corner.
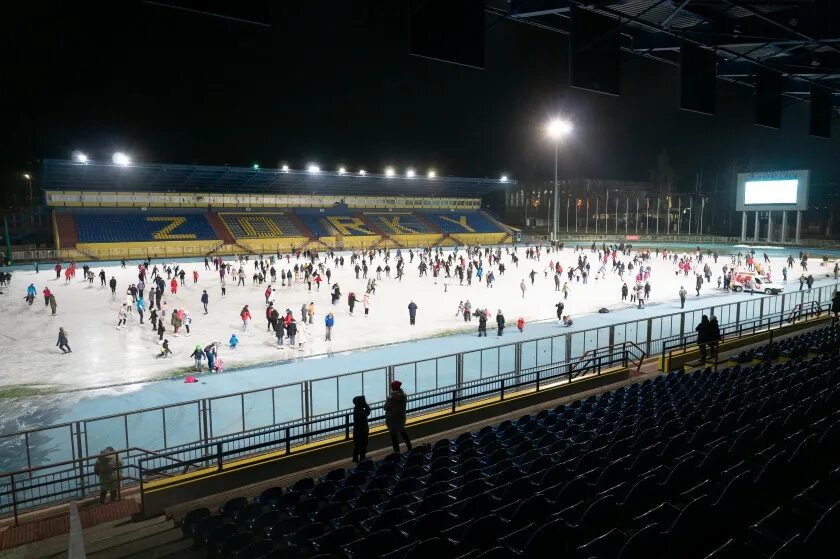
(6, 0), (839, 198)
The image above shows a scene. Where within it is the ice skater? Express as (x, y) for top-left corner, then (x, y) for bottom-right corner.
(189, 345), (204, 371)
(408, 301), (418, 325)
(240, 305), (251, 332)
(56, 327), (71, 353)
(229, 333), (239, 349)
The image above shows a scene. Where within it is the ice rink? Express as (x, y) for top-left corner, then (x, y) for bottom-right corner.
(1, 242), (838, 470)
(1, 244), (812, 392)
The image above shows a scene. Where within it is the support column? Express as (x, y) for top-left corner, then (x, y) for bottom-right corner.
(741, 212), (747, 241)
(795, 211), (802, 243)
(780, 211), (787, 243)
(767, 211), (773, 242)
(754, 211), (760, 242)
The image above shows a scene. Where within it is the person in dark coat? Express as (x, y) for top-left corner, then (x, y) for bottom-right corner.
(352, 395), (371, 462)
(478, 311), (487, 337)
(708, 315), (721, 361)
(201, 290), (209, 314)
(407, 301), (418, 325)
(831, 291), (840, 323)
(384, 380), (412, 453)
(56, 327), (71, 353)
(555, 301), (565, 321)
(496, 309), (505, 336)
(696, 315), (711, 363)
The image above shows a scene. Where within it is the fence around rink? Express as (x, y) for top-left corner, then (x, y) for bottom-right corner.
(1, 281), (838, 520)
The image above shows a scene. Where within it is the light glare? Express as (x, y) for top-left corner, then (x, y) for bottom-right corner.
(74, 152), (88, 164)
(427, 170), (437, 178)
(500, 175), (509, 182)
(359, 169), (367, 176)
(338, 167), (346, 175)
(406, 169), (416, 178)
(385, 167), (395, 177)
(281, 164), (289, 172)
(546, 118), (573, 139)
(113, 152), (131, 166)
(307, 164), (320, 174)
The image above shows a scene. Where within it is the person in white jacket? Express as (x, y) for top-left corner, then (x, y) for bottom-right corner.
(296, 320), (309, 351)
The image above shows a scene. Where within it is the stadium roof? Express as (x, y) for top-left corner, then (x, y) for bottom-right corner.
(41, 159), (514, 197)
(491, 0), (840, 109)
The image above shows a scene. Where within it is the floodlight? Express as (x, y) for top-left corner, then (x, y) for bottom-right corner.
(500, 175), (509, 182)
(113, 152), (131, 166)
(307, 164), (320, 174)
(385, 167), (395, 177)
(359, 169), (367, 176)
(406, 169), (416, 178)
(546, 118), (573, 140)
(427, 170), (437, 178)
(281, 164), (289, 172)
(253, 163), (260, 170)
(23, 173), (31, 179)
(338, 167), (346, 175)
(74, 152), (88, 164)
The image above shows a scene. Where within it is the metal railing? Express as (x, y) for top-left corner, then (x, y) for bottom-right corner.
(1, 282), (837, 519)
(660, 301), (830, 370)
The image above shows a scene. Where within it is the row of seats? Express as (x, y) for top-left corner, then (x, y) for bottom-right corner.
(732, 325), (840, 363)
(364, 214), (436, 236)
(219, 214), (305, 238)
(178, 350), (840, 559)
(423, 213), (500, 234)
(75, 214), (218, 242)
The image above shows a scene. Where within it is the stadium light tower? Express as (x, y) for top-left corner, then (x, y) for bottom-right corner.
(359, 169), (367, 176)
(113, 152), (131, 166)
(385, 167), (395, 177)
(338, 166), (346, 175)
(406, 168), (416, 178)
(500, 175), (509, 182)
(307, 164), (320, 174)
(546, 118), (573, 242)
(73, 151), (88, 164)
(427, 169), (437, 179)
(281, 164), (289, 172)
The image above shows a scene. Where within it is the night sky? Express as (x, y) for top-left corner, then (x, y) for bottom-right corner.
(6, 0), (839, 203)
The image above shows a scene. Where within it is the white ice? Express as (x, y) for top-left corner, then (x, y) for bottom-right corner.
(0, 244), (824, 394)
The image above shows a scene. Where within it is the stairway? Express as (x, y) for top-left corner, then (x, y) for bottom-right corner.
(54, 212), (79, 248)
(286, 212), (315, 240)
(414, 211), (442, 234)
(204, 212), (235, 244)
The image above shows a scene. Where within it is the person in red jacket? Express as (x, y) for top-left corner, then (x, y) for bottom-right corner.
(264, 286), (272, 304)
(192, 270), (199, 283)
(54, 263), (62, 279)
(240, 305), (251, 332)
(43, 287), (52, 306)
(170, 277), (178, 294)
(517, 317), (525, 333)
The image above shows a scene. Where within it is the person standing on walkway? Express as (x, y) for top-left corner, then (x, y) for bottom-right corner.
(94, 447), (122, 504)
(496, 309), (505, 336)
(679, 286), (687, 309)
(325, 312), (334, 341)
(696, 315), (711, 364)
(384, 381), (412, 454)
(352, 395), (371, 463)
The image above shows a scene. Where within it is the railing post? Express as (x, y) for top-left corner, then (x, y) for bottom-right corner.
(500, 378), (505, 401)
(10, 474), (18, 526)
(344, 414), (350, 440)
(760, 298), (764, 320)
(536, 368), (541, 392)
(216, 443), (223, 471)
(74, 422), (86, 498)
(452, 390), (457, 413)
(646, 319), (653, 355)
(285, 427), (291, 454)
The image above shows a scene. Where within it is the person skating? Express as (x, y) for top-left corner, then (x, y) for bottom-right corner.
(348, 292), (357, 315)
(517, 317), (525, 333)
(478, 311), (487, 336)
(48, 293), (57, 316)
(189, 345), (204, 372)
(117, 305), (127, 329)
(240, 305), (251, 332)
(43, 286), (51, 306)
(520, 279), (526, 298)
(204, 343), (217, 371)
(25, 283), (36, 305)
(679, 286), (687, 309)
(109, 276), (117, 298)
(556, 301), (565, 321)
(56, 327), (71, 353)
(325, 312), (334, 341)
(156, 339), (172, 358)
(407, 301), (418, 325)
(496, 309), (505, 336)
(135, 296), (144, 324)
(157, 320), (165, 341)
(352, 395), (371, 463)
(286, 318), (298, 347)
(384, 380), (412, 454)
(200, 290), (209, 314)
(695, 274), (703, 296)
(307, 302), (315, 324)
(229, 333), (239, 349)
(621, 282), (628, 301)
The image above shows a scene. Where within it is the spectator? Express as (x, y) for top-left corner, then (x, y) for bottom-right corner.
(708, 315), (721, 362)
(94, 447), (122, 504)
(696, 315), (711, 364)
(384, 380), (412, 454)
(352, 395), (371, 463)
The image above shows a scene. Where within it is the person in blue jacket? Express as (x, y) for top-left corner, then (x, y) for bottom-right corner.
(189, 345), (204, 372)
(229, 334), (239, 349)
(25, 283), (36, 305)
(324, 312), (335, 341)
(136, 296), (145, 324)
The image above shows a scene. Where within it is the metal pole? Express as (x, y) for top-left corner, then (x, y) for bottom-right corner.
(795, 210), (802, 243)
(566, 195), (570, 233)
(585, 199), (589, 234)
(656, 198), (660, 235)
(595, 198), (599, 234)
(605, 190), (609, 236)
(635, 197), (639, 234)
(615, 196), (619, 234)
(741, 212), (748, 241)
(754, 211), (760, 241)
(699, 197), (704, 235)
(553, 142), (559, 241)
(767, 211), (773, 242)
(625, 197), (629, 235)
(780, 211), (787, 243)
(687, 197), (693, 237)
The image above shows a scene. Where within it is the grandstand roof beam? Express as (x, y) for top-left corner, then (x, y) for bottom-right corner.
(509, 0), (573, 18)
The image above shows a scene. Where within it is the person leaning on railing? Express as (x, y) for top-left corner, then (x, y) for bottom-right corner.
(93, 447), (122, 504)
(708, 315), (721, 362)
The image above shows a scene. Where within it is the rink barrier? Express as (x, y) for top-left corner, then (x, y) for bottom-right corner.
(1, 282), (839, 518)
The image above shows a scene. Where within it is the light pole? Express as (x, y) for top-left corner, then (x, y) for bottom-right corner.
(546, 118), (573, 243)
(23, 173), (32, 204)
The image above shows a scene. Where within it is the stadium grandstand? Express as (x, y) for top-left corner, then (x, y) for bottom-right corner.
(42, 159), (515, 260)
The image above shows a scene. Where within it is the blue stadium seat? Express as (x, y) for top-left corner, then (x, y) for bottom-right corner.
(74, 213), (218, 242)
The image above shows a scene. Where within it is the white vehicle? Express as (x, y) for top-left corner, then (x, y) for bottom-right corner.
(731, 271), (784, 295)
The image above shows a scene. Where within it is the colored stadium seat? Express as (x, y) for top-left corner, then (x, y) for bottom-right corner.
(74, 213), (218, 242)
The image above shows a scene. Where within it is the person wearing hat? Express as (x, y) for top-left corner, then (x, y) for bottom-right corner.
(94, 447), (122, 504)
(352, 395), (371, 463)
(384, 380), (412, 453)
